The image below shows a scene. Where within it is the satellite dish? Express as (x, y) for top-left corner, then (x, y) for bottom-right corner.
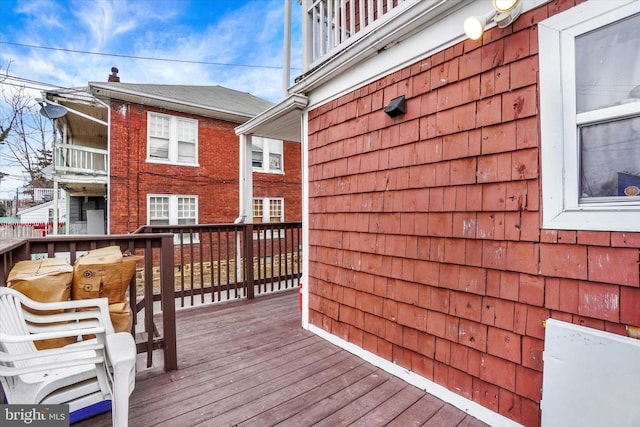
(39, 103), (68, 119)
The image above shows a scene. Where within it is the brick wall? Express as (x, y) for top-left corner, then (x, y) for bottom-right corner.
(108, 100), (301, 234)
(306, 0), (638, 425)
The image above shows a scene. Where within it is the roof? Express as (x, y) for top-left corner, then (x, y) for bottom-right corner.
(89, 83), (274, 123)
(16, 201), (54, 217)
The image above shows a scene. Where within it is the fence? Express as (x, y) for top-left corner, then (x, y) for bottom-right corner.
(0, 222), (65, 238)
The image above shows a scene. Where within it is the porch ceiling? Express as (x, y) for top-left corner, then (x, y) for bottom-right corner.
(46, 91), (108, 141)
(235, 94), (308, 142)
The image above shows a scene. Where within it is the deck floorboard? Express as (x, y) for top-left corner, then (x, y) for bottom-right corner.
(75, 290), (489, 427)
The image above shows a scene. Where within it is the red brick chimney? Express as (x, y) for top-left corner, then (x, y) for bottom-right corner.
(108, 67), (120, 82)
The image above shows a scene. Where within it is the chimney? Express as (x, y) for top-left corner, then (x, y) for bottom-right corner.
(108, 67), (120, 82)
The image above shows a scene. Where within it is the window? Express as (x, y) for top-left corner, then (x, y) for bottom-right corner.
(148, 113), (198, 165)
(252, 137), (283, 173)
(253, 198), (283, 223)
(148, 195), (198, 243)
(539, 0), (640, 231)
(252, 198), (284, 238)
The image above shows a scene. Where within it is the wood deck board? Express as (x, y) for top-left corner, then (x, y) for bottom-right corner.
(76, 290), (489, 427)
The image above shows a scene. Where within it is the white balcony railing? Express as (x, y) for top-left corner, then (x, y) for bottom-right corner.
(55, 143), (108, 176)
(304, 0), (405, 69)
(33, 188), (66, 202)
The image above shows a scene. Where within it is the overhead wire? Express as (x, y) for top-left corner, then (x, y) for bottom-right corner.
(0, 41), (301, 71)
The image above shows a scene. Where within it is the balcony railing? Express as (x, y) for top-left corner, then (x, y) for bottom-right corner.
(55, 143), (108, 175)
(304, 0), (405, 69)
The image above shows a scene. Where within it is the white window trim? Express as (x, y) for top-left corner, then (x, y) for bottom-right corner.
(539, 0), (640, 232)
(252, 137), (284, 175)
(147, 194), (199, 243)
(147, 112), (199, 167)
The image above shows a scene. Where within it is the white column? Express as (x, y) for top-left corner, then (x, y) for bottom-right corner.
(283, 0), (292, 98)
(236, 133), (254, 224)
(52, 180), (59, 235)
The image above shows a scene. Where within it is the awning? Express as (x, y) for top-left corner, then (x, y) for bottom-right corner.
(235, 93), (308, 142)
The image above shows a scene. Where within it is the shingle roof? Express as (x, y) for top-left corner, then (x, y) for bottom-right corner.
(89, 82), (273, 118)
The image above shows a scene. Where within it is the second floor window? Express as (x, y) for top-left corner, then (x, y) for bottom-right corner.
(148, 113), (198, 166)
(252, 137), (283, 173)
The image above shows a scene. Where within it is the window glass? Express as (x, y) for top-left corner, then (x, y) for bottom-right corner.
(149, 196), (169, 225)
(269, 199), (283, 223)
(580, 117), (640, 199)
(253, 199), (263, 223)
(575, 14), (640, 114)
(178, 197), (197, 224)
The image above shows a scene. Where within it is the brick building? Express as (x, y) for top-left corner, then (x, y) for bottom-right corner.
(45, 77), (301, 235)
(238, 0), (640, 426)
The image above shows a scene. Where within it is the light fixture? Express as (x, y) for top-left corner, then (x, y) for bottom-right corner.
(463, 0), (523, 40)
(493, 0), (522, 28)
(463, 10), (497, 40)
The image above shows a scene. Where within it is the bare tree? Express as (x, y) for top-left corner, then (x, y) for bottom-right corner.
(1, 65), (53, 202)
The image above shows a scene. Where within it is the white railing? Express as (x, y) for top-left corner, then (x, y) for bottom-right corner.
(55, 143), (108, 175)
(32, 188), (66, 202)
(304, 0), (405, 69)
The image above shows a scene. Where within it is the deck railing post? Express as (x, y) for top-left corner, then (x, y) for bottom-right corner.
(244, 224), (255, 299)
(160, 235), (177, 371)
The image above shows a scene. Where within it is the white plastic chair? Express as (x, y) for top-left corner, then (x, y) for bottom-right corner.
(0, 286), (136, 427)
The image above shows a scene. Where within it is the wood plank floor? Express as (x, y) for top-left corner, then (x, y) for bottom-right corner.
(76, 289), (489, 427)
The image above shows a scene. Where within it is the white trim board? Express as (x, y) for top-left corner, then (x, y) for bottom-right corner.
(308, 324), (523, 427)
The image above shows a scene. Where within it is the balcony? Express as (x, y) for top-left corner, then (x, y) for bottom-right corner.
(55, 143), (108, 180)
(303, 0), (406, 68)
(295, 0), (464, 92)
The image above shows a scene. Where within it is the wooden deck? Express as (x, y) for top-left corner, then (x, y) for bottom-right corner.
(77, 289), (489, 426)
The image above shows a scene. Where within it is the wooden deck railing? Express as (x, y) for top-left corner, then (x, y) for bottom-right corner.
(135, 222), (303, 307)
(0, 222), (302, 373)
(0, 234), (177, 372)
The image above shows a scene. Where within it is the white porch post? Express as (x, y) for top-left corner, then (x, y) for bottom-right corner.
(52, 180), (59, 235)
(283, 0), (292, 97)
(237, 133), (254, 224)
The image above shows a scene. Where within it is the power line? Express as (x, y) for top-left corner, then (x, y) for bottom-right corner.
(0, 41), (300, 71)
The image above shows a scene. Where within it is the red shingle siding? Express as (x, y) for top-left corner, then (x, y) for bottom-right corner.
(108, 100), (301, 235)
(306, 0), (640, 425)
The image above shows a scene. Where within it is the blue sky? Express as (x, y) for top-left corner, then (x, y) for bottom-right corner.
(0, 0), (302, 198)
